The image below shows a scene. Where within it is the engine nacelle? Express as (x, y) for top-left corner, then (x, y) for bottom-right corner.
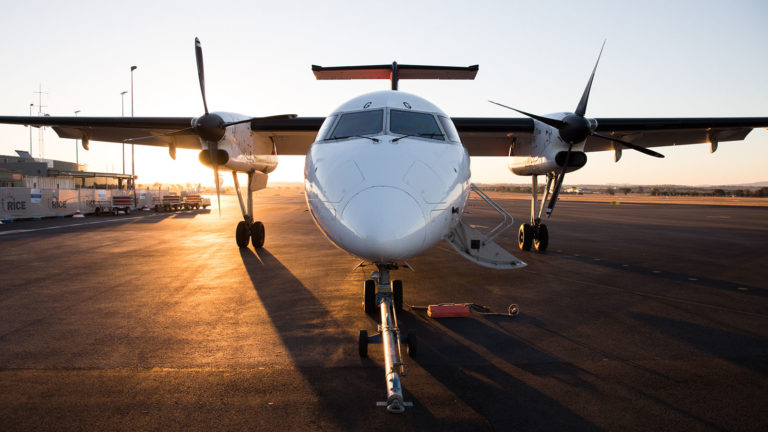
(555, 151), (587, 168)
(198, 149), (230, 167)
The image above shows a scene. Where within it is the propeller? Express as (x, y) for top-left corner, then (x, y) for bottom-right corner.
(192, 38), (298, 216)
(489, 41), (664, 217)
(193, 37), (224, 215)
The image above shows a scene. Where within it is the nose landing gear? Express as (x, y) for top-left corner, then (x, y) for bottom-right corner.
(358, 263), (415, 413)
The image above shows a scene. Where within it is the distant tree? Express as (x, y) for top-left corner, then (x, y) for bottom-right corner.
(620, 187), (632, 195)
(605, 188), (615, 195)
(713, 189), (726, 197)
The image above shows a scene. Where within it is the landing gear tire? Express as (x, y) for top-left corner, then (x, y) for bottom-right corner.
(518, 223), (533, 251)
(250, 221), (265, 249)
(236, 221), (250, 248)
(405, 330), (417, 357)
(533, 224), (549, 253)
(392, 280), (403, 313)
(363, 279), (376, 316)
(358, 330), (368, 357)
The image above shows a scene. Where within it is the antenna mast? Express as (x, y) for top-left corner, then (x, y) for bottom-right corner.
(33, 84), (48, 159)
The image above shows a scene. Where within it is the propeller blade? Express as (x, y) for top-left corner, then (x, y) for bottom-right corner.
(547, 143), (573, 217)
(209, 142), (221, 216)
(488, 100), (566, 129)
(590, 131), (665, 158)
(221, 114), (298, 128)
(195, 37), (209, 115)
(575, 40), (606, 117)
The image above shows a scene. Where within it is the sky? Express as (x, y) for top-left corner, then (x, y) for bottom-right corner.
(1, 0), (766, 187)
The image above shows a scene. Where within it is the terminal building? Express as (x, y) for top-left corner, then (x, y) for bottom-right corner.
(1, 150), (134, 190)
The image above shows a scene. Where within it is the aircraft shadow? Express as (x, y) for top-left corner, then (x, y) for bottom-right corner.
(549, 251), (768, 298)
(632, 312), (768, 376)
(396, 311), (601, 431)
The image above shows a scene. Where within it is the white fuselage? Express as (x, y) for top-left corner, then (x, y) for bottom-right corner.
(304, 91), (471, 263)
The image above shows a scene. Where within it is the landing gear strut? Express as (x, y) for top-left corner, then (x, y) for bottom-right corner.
(233, 171), (266, 249)
(519, 173), (558, 253)
(358, 263), (414, 413)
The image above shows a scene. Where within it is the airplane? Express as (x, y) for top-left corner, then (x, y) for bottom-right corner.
(1, 38), (767, 413)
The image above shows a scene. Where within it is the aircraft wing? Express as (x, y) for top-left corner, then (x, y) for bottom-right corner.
(454, 117), (768, 156)
(0, 115), (328, 155)
(250, 117), (325, 155)
(0, 116), (201, 149)
(586, 118), (768, 152)
(4, 115), (766, 157)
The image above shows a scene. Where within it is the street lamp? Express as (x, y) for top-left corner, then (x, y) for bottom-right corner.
(130, 65), (137, 205)
(120, 90), (127, 174)
(74, 110), (80, 167)
(29, 103), (34, 154)
(130, 66), (136, 117)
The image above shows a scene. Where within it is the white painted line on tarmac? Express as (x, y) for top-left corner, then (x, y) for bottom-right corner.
(0, 215), (152, 236)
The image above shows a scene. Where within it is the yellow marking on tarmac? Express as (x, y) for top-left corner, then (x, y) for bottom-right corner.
(738, 287), (749, 291)
(688, 277), (698, 281)
(652, 270), (661, 274)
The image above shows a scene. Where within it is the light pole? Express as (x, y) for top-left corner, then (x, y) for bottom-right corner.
(29, 103), (34, 154)
(130, 66), (137, 205)
(120, 90), (127, 174)
(74, 110), (80, 167)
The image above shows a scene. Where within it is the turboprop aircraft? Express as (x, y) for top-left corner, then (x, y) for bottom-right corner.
(1, 39), (767, 412)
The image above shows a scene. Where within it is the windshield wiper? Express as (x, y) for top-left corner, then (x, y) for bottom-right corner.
(326, 135), (380, 142)
(391, 133), (444, 142)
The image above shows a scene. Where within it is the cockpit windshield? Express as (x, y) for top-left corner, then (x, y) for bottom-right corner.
(390, 110), (445, 141)
(327, 110), (383, 139)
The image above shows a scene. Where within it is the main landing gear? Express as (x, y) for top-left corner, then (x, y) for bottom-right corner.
(518, 173), (560, 253)
(358, 263), (415, 414)
(233, 171), (266, 249)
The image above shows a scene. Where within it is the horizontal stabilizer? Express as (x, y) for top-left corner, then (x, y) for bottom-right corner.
(312, 62), (478, 90)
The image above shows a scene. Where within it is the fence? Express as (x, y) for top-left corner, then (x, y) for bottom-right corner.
(0, 187), (166, 221)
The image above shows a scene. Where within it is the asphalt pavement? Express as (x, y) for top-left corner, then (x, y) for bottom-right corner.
(0, 192), (766, 431)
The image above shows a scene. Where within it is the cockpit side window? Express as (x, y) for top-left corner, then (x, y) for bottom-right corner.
(316, 115), (338, 141)
(328, 110), (383, 139)
(390, 110), (445, 141)
(438, 116), (461, 143)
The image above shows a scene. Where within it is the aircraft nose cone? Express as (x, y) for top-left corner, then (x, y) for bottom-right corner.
(340, 187), (427, 261)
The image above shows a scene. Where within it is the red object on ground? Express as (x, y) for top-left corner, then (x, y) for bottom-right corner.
(112, 196), (133, 206)
(427, 304), (471, 318)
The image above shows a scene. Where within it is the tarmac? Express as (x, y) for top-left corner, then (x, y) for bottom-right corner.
(0, 190), (766, 431)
